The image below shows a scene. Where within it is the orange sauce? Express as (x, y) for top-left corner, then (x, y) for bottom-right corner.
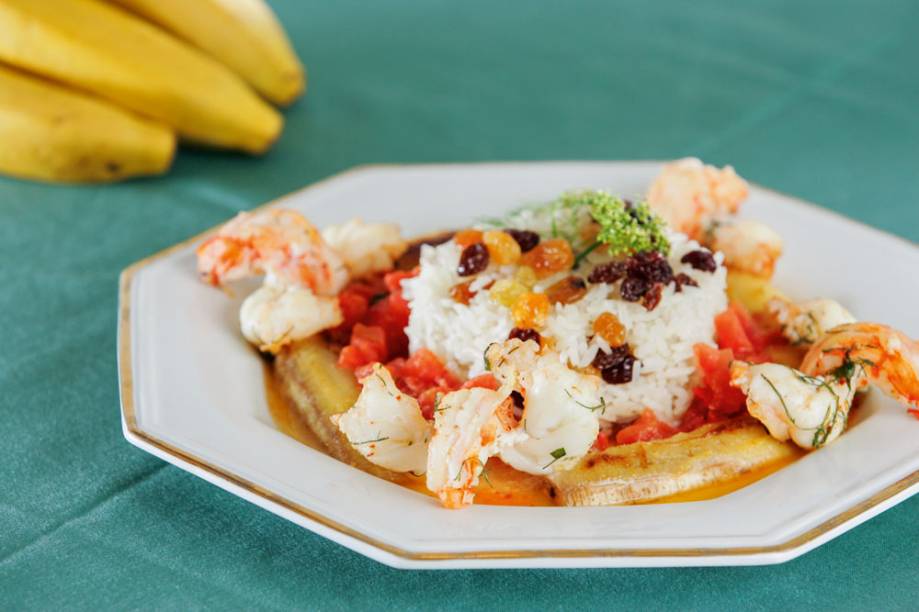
(642, 456), (799, 504)
(264, 367), (796, 507)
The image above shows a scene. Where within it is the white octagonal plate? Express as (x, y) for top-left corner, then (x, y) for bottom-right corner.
(118, 162), (919, 569)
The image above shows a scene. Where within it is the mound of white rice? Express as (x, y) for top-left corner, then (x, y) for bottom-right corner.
(402, 216), (726, 425)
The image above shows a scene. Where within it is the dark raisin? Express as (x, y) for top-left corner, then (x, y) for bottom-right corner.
(673, 273), (698, 292)
(592, 344), (632, 370)
(601, 355), (636, 385)
(627, 251), (673, 284)
(587, 261), (627, 284)
(508, 327), (541, 344)
(681, 249), (717, 273)
(509, 390), (525, 421)
(620, 276), (650, 301)
(641, 282), (663, 311)
(503, 229), (540, 253)
(457, 243), (489, 276)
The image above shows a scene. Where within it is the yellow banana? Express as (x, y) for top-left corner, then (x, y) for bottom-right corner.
(0, 0), (281, 154)
(0, 64), (174, 183)
(110, 0), (305, 106)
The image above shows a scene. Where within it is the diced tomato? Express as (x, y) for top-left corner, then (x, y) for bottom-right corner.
(328, 276), (388, 344)
(417, 388), (441, 420)
(338, 346), (364, 370)
(365, 299), (408, 357)
(714, 302), (778, 362)
(338, 323), (388, 370)
(400, 349), (461, 391)
(339, 291), (369, 327)
(595, 429), (613, 451)
(677, 398), (714, 432)
(328, 291), (369, 344)
(730, 303), (769, 350)
(336, 268), (419, 368)
(908, 408), (919, 421)
(361, 269), (417, 359)
(461, 373), (499, 390)
(715, 307), (755, 357)
(615, 409), (677, 445)
(692, 343), (747, 416)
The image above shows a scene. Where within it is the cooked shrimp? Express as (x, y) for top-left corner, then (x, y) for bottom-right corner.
(425, 387), (521, 508)
(322, 219), (408, 278)
(487, 339), (602, 474)
(731, 323), (919, 449)
(333, 364), (432, 474)
(239, 279), (343, 353)
(707, 218), (783, 278)
(730, 362), (853, 449)
(647, 158), (749, 239)
(769, 297), (856, 346)
(801, 322), (919, 408)
(197, 209), (348, 295)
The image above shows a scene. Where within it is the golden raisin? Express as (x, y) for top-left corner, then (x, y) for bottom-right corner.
(483, 230), (522, 265)
(514, 266), (538, 288)
(489, 279), (528, 308)
(512, 292), (551, 329)
(520, 238), (574, 279)
(545, 275), (588, 305)
(449, 280), (476, 305)
(454, 229), (483, 248)
(593, 312), (627, 346)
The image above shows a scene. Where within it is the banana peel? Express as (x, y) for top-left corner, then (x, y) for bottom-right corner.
(0, 64), (174, 183)
(550, 418), (799, 506)
(111, 0), (305, 106)
(0, 0), (281, 154)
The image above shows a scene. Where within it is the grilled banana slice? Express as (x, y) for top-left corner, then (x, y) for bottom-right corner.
(273, 338), (402, 482)
(272, 337), (557, 504)
(550, 418), (799, 506)
(274, 338), (799, 507)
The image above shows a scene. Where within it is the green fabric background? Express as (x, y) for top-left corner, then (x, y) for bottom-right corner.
(2, 0), (918, 608)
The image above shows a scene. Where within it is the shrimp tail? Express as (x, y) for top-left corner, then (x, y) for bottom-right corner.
(802, 322), (919, 410)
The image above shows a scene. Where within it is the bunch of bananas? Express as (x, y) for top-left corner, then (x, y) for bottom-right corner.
(0, 0), (304, 183)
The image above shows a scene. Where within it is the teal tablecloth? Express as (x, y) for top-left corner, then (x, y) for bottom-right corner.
(2, 1), (918, 608)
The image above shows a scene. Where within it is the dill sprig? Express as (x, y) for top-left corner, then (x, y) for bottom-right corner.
(542, 447), (567, 470)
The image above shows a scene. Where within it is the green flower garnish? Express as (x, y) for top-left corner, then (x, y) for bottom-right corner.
(583, 191), (670, 257)
(478, 189), (670, 267)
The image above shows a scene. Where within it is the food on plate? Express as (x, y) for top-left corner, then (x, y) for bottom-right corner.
(647, 158), (782, 278)
(197, 158), (919, 508)
(0, 0), (281, 154)
(0, 64), (174, 183)
(551, 417), (799, 506)
(109, 0), (305, 106)
(732, 323), (919, 449)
